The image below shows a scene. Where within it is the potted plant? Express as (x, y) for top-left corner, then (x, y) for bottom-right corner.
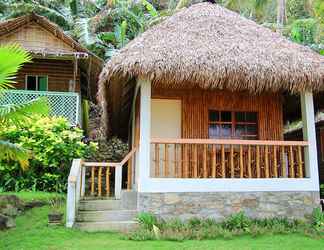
(48, 196), (64, 226)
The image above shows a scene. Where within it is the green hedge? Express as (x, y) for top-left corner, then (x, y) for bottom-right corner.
(0, 116), (97, 192)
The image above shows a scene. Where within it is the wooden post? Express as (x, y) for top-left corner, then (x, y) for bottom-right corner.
(273, 145), (278, 178)
(247, 145), (252, 178)
(230, 145), (234, 178)
(184, 144), (189, 178)
(265, 145), (269, 178)
(155, 143), (160, 177)
(91, 166), (95, 196)
(240, 145), (244, 178)
(164, 144), (169, 177)
(106, 167), (110, 197)
(174, 144), (178, 178)
(256, 145), (260, 178)
(193, 144), (198, 178)
(203, 144), (207, 178)
(297, 146), (303, 178)
(221, 145), (225, 178)
(211, 145), (216, 178)
(127, 157), (132, 190)
(289, 145), (295, 178)
(98, 167), (102, 197)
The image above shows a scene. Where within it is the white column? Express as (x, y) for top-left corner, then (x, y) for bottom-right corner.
(137, 78), (151, 192)
(300, 92), (319, 189)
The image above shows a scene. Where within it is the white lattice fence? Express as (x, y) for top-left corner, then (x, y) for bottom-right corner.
(0, 90), (80, 125)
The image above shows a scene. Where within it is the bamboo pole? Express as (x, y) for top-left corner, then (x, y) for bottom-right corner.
(91, 166), (95, 195)
(106, 167), (110, 196)
(203, 144), (207, 178)
(174, 144), (178, 178)
(230, 145), (234, 178)
(247, 145), (252, 178)
(184, 144), (189, 178)
(240, 145), (244, 178)
(193, 144), (198, 178)
(265, 145), (269, 178)
(127, 157), (132, 190)
(164, 144), (169, 177)
(155, 143), (160, 177)
(256, 145), (260, 178)
(221, 145), (225, 178)
(98, 167), (102, 197)
(289, 145), (295, 178)
(281, 146), (287, 177)
(297, 146), (303, 178)
(273, 145), (278, 178)
(212, 145), (216, 178)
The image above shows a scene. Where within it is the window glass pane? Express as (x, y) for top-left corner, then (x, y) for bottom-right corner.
(246, 124), (257, 135)
(209, 111), (219, 122)
(26, 76), (37, 90)
(246, 112), (257, 122)
(221, 111), (231, 122)
(235, 124), (245, 137)
(38, 76), (48, 91)
(209, 124), (220, 138)
(235, 112), (245, 122)
(221, 124), (232, 138)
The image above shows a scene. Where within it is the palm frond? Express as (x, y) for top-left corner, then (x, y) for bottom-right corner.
(0, 140), (29, 170)
(0, 44), (32, 90)
(0, 97), (49, 126)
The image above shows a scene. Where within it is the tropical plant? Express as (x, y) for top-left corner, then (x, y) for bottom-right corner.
(0, 44), (49, 170)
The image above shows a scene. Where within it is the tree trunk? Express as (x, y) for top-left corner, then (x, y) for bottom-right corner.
(277, 0), (286, 33)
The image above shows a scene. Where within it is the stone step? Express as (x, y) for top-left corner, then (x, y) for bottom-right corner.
(74, 221), (138, 232)
(77, 210), (138, 222)
(78, 199), (121, 211)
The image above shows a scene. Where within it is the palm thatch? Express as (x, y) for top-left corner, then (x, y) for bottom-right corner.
(98, 2), (324, 137)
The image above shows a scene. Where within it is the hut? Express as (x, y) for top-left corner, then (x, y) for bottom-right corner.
(70, 3), (324, 226)
(0, 13), (103, 125)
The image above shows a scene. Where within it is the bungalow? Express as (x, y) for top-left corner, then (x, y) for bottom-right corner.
(0, 13), (103, 125)
(67, 3), (324, 231)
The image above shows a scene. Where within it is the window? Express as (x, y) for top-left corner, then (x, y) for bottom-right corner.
(208, 110), (258, 140)
(25, 75), (48, 91)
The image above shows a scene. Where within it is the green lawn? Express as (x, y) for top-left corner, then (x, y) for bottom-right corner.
(0, 193), (323, 250)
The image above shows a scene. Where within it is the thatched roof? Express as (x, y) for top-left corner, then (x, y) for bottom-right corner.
(0, 13), (103, 100)
(98, 2), (324, 138)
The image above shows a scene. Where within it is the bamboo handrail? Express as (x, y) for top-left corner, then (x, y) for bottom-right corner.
(151, 138), (308, 146)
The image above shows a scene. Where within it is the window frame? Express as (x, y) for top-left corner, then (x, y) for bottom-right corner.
(208, 110), (259, 140)
(25, 75), (48, 91)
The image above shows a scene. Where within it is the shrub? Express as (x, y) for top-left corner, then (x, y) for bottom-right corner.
(222, 211), (251, 231)
(0, 116), (97, 192)
(312, 207), (324, 231)
(289, 18), (318, 45)
(136, 212), (159, 230)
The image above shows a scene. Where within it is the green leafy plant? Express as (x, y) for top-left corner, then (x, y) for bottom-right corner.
(222, 211), (252, 231)
(0, 115), (97, 192)
(290, 18), (318, 44)
(312, 207), (324, 231)
(136, 212), (159, 230)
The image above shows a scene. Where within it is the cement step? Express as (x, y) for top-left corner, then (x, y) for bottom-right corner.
(77, 210), (138, 222)
(74, 221), (138, 232)
(78, 199), (121, 211)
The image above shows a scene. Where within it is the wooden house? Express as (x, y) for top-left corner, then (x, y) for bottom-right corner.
(66, 3), (324, 231)
(0, 13), (103, 125)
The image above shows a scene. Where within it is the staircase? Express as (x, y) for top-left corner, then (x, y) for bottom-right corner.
(74, 191), (138, 232)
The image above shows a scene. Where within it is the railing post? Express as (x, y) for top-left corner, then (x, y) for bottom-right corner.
(115, 165), (122, 199)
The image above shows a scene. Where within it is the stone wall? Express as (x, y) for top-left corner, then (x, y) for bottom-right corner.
(138, 191), (320, 221)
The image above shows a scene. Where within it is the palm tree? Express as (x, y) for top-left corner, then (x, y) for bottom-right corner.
(0, 44), (49, 170)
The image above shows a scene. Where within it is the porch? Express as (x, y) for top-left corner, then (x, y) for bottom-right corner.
(0, 89), (81, 125)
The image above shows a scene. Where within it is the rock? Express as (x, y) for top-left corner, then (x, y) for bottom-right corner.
(0, 214), (15, 230)
(24, 201), (47, 209)
(0, 195), (25, 216)
(1, 205), (18, 217)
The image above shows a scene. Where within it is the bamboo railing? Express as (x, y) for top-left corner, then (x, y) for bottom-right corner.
(150, 139), (308, 179)
(81, 148), (136, 198)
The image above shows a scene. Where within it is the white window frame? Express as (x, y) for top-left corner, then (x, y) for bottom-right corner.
(25, 75), (48, 91)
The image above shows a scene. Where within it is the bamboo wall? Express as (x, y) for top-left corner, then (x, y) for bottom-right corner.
(14, 58), (80, 92)
(152, 88), (283, 140)
(0, 22), (74, 53)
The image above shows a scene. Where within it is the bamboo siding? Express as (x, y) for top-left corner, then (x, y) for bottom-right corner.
(14, 59), (80, 92)
(152, 88), (283, 140)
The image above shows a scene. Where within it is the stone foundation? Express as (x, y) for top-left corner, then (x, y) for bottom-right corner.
(138, 191), (320, 221)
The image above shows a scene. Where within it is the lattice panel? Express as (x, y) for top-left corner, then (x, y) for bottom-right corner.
(0, 90), (80, 125)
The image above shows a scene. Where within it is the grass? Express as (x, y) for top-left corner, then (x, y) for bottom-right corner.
(0, 192), (323, 250)
(0, 191), (64, 203)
